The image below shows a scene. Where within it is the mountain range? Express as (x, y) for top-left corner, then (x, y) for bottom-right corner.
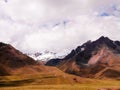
(46, 36), (120, 79)
(0, 36), (120, 87)
(0, 42), (85, 85)
(27, 51), (65, 62)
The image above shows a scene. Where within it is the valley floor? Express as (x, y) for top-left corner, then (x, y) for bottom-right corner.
(0, 73), (120, 90)
(0, 80), (120, 90)
(0, 84), (120, 90)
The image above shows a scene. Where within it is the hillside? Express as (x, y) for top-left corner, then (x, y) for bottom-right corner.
(0, 42), (89, 86)
(0, 42), (37, 68)
(46, 36), (120, 79)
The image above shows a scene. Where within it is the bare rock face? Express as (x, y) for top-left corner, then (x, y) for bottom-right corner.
(46, 36), (120, 79)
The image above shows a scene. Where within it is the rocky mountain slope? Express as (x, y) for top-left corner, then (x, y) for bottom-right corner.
(46, 36), (120, 79)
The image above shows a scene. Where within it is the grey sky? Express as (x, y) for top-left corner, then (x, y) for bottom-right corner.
(0, 0), (120, 53)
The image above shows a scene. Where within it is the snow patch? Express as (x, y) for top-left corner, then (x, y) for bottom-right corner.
(27, 51), (66, 61)
(81, 47), (85, 51)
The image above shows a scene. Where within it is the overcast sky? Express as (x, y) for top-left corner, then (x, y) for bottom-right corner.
(0, 0), (120, 53)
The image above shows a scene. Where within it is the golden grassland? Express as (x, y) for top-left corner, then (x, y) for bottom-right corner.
(0, 82), (120, 90)
(0, 74), (120, 90)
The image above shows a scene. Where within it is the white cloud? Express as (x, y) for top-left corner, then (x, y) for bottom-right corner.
(0, 0), (120, 54)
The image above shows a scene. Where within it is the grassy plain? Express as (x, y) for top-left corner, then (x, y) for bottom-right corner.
(0, 74), (120, 90)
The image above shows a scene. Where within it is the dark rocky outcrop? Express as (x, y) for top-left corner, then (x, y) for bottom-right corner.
(45, 58), (62, 66)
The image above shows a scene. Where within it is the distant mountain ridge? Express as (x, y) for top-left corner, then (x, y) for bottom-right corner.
(46, 36), (120, 79)
(27, 51), (65, 62)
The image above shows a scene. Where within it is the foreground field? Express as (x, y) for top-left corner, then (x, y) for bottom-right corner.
(0, 76), (120, 90)
(0, 83), (120, 90)
(0, 71), (120, 90)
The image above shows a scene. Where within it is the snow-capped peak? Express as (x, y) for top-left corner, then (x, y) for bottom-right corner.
(27, 51), (66, 62)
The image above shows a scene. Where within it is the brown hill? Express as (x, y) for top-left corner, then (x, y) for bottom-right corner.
(0, 42), (37, 68)
(0, 42), (87, 85)
(46, 36), (120, 79)
(0, 42), (47, 75)
(0, 63), (10, 76)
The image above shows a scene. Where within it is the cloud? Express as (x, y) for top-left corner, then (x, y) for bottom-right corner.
(0, 0), (120, 54)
